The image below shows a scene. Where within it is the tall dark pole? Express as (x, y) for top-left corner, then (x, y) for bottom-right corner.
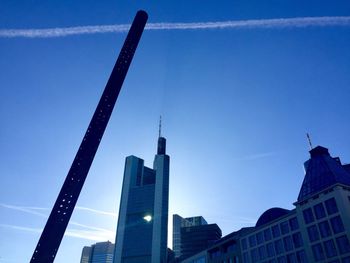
(30, 10), (148, 262)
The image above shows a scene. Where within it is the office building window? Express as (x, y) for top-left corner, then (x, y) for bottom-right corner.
(325, 198), (338, 215)
(277, 256), (287, 263)
(283, 236), (293, 252)
(307, 225), (320, 242)
(342, 256), (350, 263)
(266, 242), (275, 257)
(272, 225), (281, 238)
(292, 232), (303, 248)
(318, 220), (332, 238)
(330, 216), (345, 234)
(324, 239), (338, 258)
(264, 228), (272, 241)
(243, 252), (249, 263)
(241, 238), (247, 250)
(250, 248), (258, 262)
(312, 243), (325, 261)
(336, 235), (350, 254)
(303, 208), (315, 224)
(274, 239), (284, 255)
(296, 250), (308, 263)
(259, 245), (267, 260)
(249, 235), (257, 247)
(268, 259), (277, 263)
(313, 203), (326, 219)
(280, 221), (290, 235)
(289, 217), (299, 231)
(287, 253), (297, 263)
(257, 231), (264, 244)
(328, 260), (340, 263)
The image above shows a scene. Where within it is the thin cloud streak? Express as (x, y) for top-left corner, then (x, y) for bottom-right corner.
(76, 206), (117, 217)
(0, 224), (114, 241)
(0, 16), (349, 38)
(233, 152), (275, 161)
(0, 203), (116, 218)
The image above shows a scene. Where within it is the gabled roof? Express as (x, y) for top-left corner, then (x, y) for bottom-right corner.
(297, 146), (350, 202)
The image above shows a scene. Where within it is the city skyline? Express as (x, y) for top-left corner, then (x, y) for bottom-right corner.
(1, 1), (350, 262)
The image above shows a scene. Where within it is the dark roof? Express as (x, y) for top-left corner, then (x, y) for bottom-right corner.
(297, 146), (350, 202)
(255, 208), (290, 227)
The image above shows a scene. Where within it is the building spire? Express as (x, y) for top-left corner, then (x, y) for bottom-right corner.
(157, 116), (166, 155)
(158, 115), (162, 138)
(306, 133), (313, 150)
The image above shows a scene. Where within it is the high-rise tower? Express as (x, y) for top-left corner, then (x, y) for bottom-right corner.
(113, 135), (170, 263)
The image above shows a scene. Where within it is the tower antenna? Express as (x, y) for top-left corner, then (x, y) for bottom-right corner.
(158, 115), (162, 138)
(306, 133), (313, 150)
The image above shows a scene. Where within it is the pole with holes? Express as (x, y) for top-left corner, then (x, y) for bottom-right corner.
(30, 10), (148, 262)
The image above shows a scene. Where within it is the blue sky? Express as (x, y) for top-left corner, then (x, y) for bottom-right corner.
(1, 1), (350, 262)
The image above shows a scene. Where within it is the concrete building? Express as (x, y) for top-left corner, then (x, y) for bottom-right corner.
(80, 241), (114, 263)
(181, 146), (350, 263)
(113, 136), (170, 263)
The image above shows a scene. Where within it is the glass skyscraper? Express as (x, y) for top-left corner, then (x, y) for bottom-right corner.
(113, 136), (170, 263)
(80, 241), (115, 263)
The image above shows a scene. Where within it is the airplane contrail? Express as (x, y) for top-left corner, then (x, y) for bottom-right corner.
(0, 16), (349, 38)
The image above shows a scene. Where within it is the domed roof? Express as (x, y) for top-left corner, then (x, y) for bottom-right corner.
(256, 207), (290, 227)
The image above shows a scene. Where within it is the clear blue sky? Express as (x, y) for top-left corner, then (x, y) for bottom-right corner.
(1, 1), (350, 262)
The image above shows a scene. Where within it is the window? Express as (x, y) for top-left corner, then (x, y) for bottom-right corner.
(292, 232), (303, 248)
(272, 225), (281, 238)
(241, 238), (248, 250)
(249, 235), (257, 247)
(296, 250), (308, 263)
(243, 252), (249, 263)
(307, 225), (320, 242)
(342, 256), (350, 263)
(286, 253), (297, 263)
(336, 235), (350, 254)
(318, 220), (332, 238)
(257, 232), (264, 244)
(289, 217), (299, 231)
(259, 245), (267, 260)
(312, 243), (325, 261)
(325, 198), (338, 215)
(330, 216), (345, 234)
(283, 236), (293, 252)
(250, 248), (258, 262)
(267, 242), (275, 257)
(303, 208), (315, 224)
(324, 239), (337, 258)
(277, 256), (287, 263)
(274, 239), (284, 255)
(264, 228), (272, 241)
(313, 203), (326, 219)
(280, 221), (290, 235)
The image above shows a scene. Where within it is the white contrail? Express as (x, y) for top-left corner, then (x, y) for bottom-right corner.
(0, 223), (114, 241)
(0, 16), (349, 38)
(0, 203), (116, 218)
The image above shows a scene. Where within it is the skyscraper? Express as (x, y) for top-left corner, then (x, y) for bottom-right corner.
(80, 241), (115, 263)
(173, 215), (208, 258)
(113, 136), (170, 263)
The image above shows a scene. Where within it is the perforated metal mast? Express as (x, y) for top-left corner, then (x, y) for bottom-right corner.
(30, 10), (148, 263)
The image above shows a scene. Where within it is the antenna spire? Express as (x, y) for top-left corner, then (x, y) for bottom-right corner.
(158, 115), (162, 138)
(306, 133), (313, 150)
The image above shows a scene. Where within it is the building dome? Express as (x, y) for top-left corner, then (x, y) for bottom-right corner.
(256, 207), (290, 227)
